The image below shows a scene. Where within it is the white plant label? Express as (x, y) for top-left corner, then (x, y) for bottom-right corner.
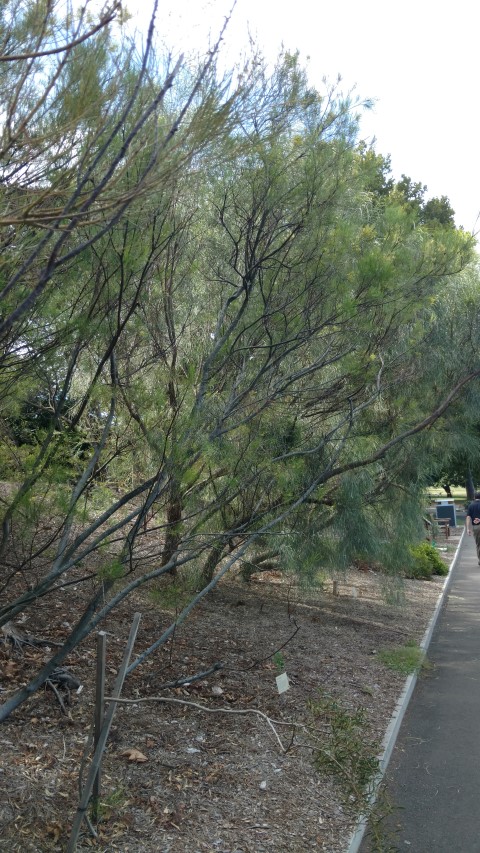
(276, 672), (290, 694)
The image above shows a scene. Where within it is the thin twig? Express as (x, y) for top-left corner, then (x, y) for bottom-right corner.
(241, 621), (300, 671)
(155, 662), (223, 690)
(45, 679), (66, 715)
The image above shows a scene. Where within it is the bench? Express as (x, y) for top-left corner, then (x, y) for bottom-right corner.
(436, 518), (450, 538)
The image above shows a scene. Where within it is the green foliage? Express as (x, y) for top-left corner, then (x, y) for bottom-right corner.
(395, 174), (427, 212)
(92, 786), (129, 822)
(309, 693), (380, 808)
(378, 641), (427, 674)
(262, 463), (443, 593)
(272, 652), (285, 672)
(407, 542), (448, 579)
(98, 558), (124, 583)
(149, 570), (203, 610)
(422, 196), (455, 226)
(356, 145), (394, 197)
(1, 4), (480, 725)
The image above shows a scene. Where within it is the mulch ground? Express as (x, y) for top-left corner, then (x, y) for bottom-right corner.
(0, 530), (461, 852)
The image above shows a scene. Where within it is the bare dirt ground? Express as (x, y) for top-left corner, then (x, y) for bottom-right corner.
(0, 529), (461, 853)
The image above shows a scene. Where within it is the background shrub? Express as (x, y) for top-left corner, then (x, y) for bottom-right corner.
(406, 542), (449, 579)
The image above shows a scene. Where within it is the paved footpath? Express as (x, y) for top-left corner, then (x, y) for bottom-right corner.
(360, 532), (480, 852)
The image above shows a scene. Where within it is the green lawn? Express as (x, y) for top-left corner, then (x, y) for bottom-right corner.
(427, 486), (467, 502)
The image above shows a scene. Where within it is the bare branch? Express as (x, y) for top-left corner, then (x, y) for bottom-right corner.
(105, 695), (288, 753)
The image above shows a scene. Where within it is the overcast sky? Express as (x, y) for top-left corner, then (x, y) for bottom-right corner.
(129, 0), (480, 234)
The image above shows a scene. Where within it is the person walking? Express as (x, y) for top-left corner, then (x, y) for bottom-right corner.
(466, 490), (480, 564)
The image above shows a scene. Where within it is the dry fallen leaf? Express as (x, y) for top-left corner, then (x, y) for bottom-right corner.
(46, 822), (62, 842)
(120, 747), (148, 763)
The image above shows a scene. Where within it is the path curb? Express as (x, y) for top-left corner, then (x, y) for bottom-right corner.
(346, 530), (465, 853)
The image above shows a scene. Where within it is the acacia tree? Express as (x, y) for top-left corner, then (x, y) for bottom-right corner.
(1, 33), (480, 722)
(0, 0), (245, 716)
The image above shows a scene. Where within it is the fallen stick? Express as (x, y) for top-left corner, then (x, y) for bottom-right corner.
(105, 694), (287, 753)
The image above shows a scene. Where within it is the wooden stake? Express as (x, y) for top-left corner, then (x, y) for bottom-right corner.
(92, 631), (106, 821)
(67, 613), (141, 853)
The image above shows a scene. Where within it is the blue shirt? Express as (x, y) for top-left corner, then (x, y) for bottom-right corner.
(467, 500), (480, 525)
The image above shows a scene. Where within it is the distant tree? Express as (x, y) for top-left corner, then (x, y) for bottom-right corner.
(356, 145), (395, 196)
(395, 174), (427, 211)
(431, 457), (471, 496)
(393, 175), (456, 227)
(422, 195), (456, 227)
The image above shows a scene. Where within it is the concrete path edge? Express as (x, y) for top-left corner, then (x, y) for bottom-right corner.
(345, 529), (465, 853)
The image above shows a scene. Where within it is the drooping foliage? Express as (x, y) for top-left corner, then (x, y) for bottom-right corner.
(0, 5), (479, 720)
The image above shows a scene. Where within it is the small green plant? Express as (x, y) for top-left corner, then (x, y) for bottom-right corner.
(308, 693), (380, 807)
(98, 556), (124, 582)
(378, 641), (427, 675)
(365, 789), (401, 853)
(308, 692), (401, 850)
(406, 541), (448, 579)
(91, 785), (129, 821)
(149, 569), (202, 610)
(272, 652), (285, 672)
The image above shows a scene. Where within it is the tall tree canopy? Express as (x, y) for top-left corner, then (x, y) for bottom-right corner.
(1, 6), (479, 720)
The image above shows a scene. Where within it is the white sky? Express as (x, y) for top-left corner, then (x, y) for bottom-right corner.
(127, 0), (480, 233)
